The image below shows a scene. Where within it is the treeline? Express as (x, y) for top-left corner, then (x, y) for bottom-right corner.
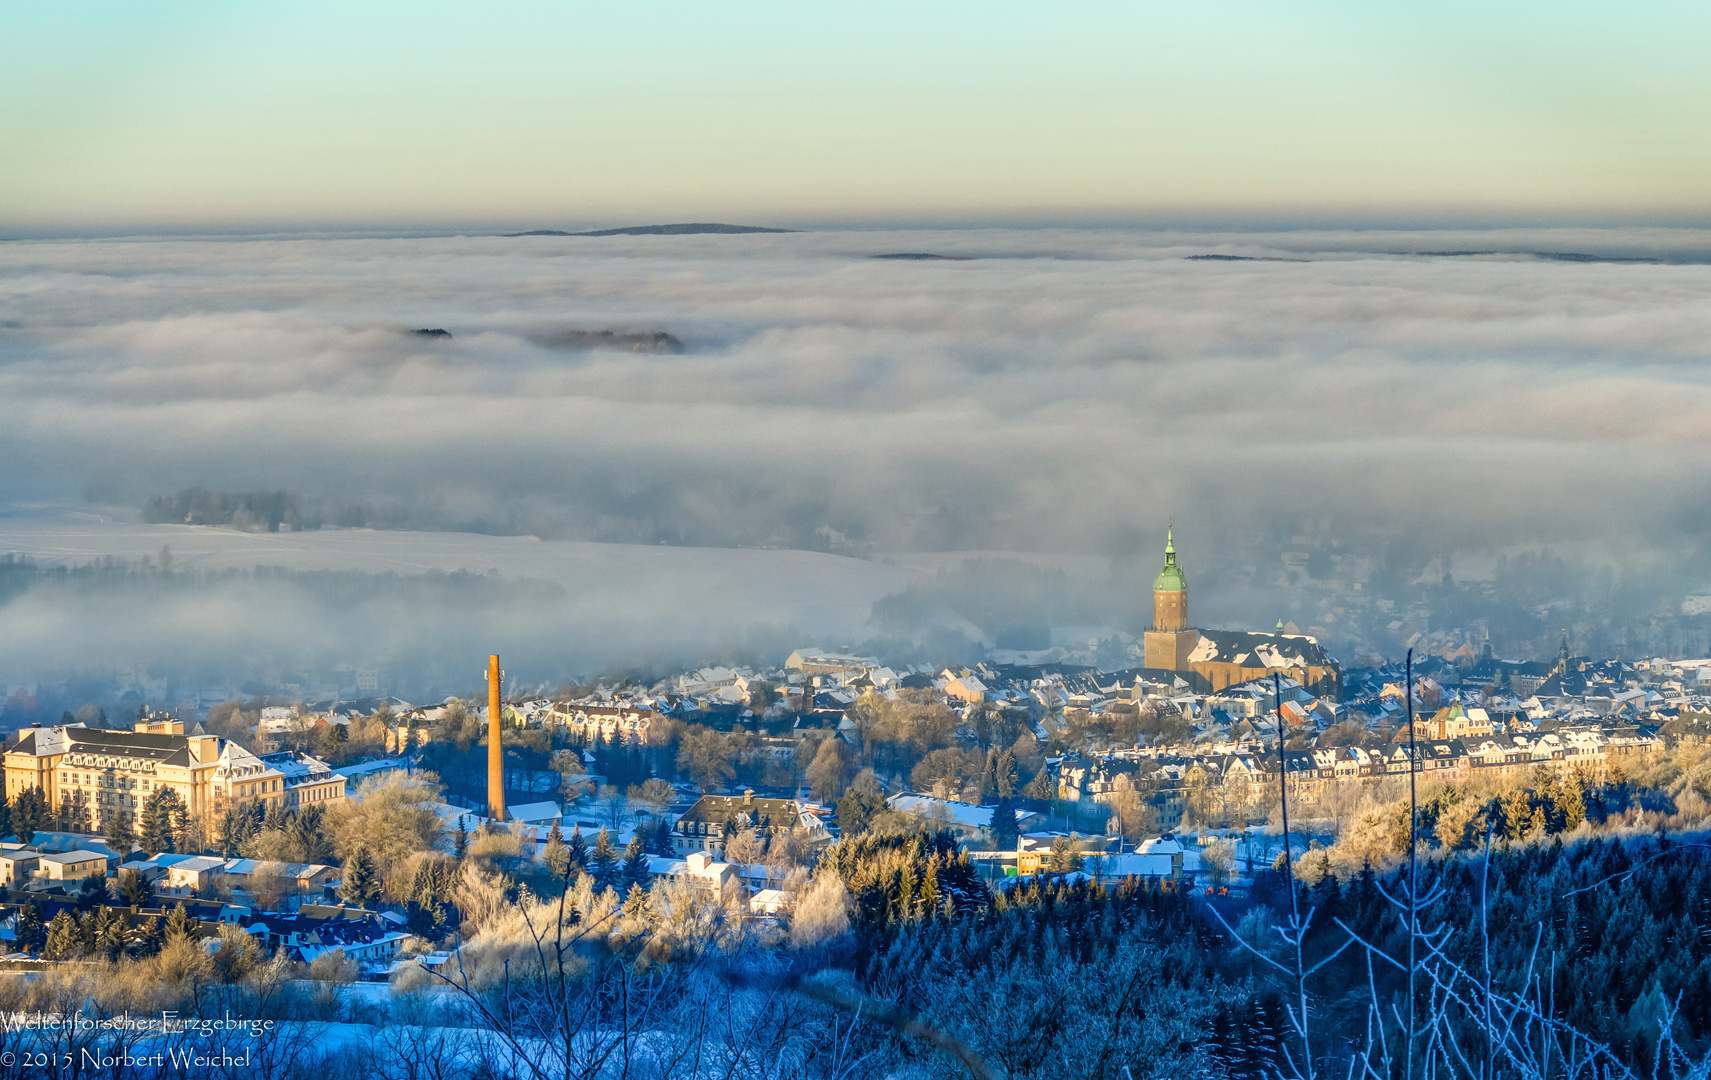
(1250, 834), (1711, 1075)
(859, 875), (1233, 1078)
(1297, 747), (1711, 882)
(142, 488), (310, 531)
(823, 829), (1711, 1077)
(0, 552), (563, 609)
(139, 487), (447, 533)
(134, 485), (729, 542)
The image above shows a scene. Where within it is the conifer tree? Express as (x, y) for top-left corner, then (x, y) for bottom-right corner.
(547, 819), (564, 846)
(140, 787), (186, 854)
(340, 846), (380, 906)
(10, 786), (47, 845)
(405, 904), (439, 939)
(291, 805), (333, 863)
(410, 856), (455, 927)
(164, 902), (197, 944)
(93, 907), (125, 959)
(622, 836), (651, 891)
(543, 833), (571, 879)
(76, 874), (105, 910)
(990, 794), (1020, 852)
(115, 867), (152, 906)
(593, 733), (611, 781)
(262, 801), (291, 834)
(0, 787), (12, 842)
(993, 749), (1018, 798)
(567, 827), (589, 871)
(1022, 767), (1055, 803)
(134, 916), (164, 957)
(836, 771), (887, 837)
(42, 911), (83, 960)
(649, 820), (675, 856)
(104, 811), (136, 854)
(1047, 835), (1082, 873)
(14, 901), (43, 953)
(455, 816), (469, 860)
(590, 827), (620, 893)
(216, 808), (244, 857)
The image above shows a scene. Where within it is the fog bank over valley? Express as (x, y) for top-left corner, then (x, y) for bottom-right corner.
(4, 226), (1711, 697)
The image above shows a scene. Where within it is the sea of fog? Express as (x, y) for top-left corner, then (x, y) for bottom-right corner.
(2, 225), (1710, 684)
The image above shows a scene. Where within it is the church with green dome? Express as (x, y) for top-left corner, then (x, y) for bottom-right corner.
(1143, 526), (1197, 669)
(1142, 527), (1343, 700)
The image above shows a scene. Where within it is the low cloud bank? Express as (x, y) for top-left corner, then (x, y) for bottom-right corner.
(2, 226), (1710, 681)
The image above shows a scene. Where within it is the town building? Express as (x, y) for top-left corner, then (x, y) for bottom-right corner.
(645, 850), (740, 894)
(671, 789), (827, 855)
(546, 703), (660, 743)
(784, 650), (881, 678)
(884, 793), (1038, 846)
(256, 750), (347, 811)
(33, 849), (107, 884)
(0, 849), (38, 886)
(4, 718), (290, 838)
(1141, 529), (1343, 700)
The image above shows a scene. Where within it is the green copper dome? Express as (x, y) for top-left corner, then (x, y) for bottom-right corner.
(1152, 527), (1186, 592)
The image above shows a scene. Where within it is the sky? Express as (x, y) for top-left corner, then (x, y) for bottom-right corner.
(4, 2), (1711, 232)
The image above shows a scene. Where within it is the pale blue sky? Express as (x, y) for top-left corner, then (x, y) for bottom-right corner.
(4, 2), (1709, 230)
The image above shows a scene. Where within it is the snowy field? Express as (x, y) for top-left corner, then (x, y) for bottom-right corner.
(0, 509), (916, 683)
(0, 508), (907, 637)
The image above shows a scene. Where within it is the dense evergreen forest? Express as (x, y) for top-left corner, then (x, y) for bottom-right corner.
(814, 830), (1711, 1078)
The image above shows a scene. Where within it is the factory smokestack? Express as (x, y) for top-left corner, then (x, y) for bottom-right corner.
(488, 653), (505, 821)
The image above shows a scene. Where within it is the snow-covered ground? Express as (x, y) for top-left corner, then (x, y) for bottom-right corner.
(0, 509), (916, 681)
(0, 507), (907, 637)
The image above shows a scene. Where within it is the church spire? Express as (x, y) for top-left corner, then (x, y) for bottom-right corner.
(1151, 525), (1188, 630)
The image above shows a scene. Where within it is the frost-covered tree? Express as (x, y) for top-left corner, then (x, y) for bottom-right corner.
(339, 845), (380, 906)
(590, 827), (620, 893)
(787, 871), (850, 949)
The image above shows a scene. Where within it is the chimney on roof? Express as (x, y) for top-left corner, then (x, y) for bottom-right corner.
(743, 789), (755, 804)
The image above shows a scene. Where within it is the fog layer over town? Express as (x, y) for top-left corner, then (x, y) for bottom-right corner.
(3, 226), (1711, 689)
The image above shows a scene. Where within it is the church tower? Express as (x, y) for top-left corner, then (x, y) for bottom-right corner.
(1144, 526), (1199, 670)
(1152, 526), (1188, 631)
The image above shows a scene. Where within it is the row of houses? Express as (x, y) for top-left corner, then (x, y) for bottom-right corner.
(0, 899), (413, 969)
(1053, 718), (1664, 826)
(0, 844), (342, 903)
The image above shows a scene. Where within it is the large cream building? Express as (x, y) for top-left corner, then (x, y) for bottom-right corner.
(2, 717), (325, 837)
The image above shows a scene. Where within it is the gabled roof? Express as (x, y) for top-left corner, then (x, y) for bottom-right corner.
(11, 724), (205, 764)
(507, 801), (562, 823)
(37, 849), (106, 865)
(1187, 629), (1338, 670)
(886, 794), (993, 829)
(677, 793), (816, 830)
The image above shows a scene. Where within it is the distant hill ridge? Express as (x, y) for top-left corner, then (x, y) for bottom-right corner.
(532, 330), (684, 354)
(503, 223), (792, 237)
